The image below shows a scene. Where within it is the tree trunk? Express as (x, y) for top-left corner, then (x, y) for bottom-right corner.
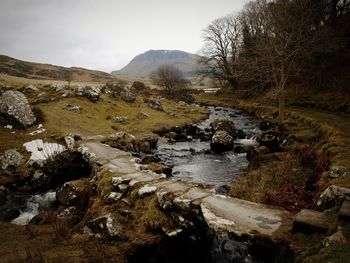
(278, 89), (285, 126)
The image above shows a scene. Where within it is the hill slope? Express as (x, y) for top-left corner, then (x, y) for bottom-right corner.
(112, 50), (200, 77)
(0, 55), (115, 82)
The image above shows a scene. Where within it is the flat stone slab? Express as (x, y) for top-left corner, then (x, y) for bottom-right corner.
(82, 142), (130, 164)
(156, 181), (191, 195)
(201, 195), (287, 237)
(104, 157), (138, 174)
(293, 209), (335, 233)
(339, 200), (350, 221)
(173, 187), (213, 210)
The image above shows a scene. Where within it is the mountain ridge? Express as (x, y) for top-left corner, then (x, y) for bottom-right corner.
(111, 49), (200, 77)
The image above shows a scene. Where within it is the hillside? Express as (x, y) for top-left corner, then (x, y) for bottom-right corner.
(111, 49), (200, 77)
(0, 55), (115, 83)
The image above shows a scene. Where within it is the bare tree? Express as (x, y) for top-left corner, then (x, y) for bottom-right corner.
(64, 70), (73, 87)
(150, 65), (186, 95)
(198, 14), (243, 90)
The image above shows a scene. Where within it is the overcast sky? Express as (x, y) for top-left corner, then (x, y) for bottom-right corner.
(0, 0), (247, 72)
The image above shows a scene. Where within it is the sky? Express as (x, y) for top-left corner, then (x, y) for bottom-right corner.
(0, 0), (247, 72)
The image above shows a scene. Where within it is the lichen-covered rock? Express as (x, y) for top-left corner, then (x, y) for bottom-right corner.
(87, 213), (123, 238)
(86, 87), (101, 102)
(210, 131), (234, 153)
(329, 166), (349, 178)
(138, 184), (157, 197)
(75, 86), (87, 96)
(56, 181), (82, 206)
(211, 119), (236, 135)
(23, 84), (39, 93)
(148, 99), (162, 110)
(35, 92), (51, 103)
(121, 89), (136, 103)
(257, 132), (281, 152)
(0, 90), (36, 127)
(66, 104), (81, 113)
(50, 83), (67, 91)
(317, 185), (350, 210)
(0, 149), (24, 173)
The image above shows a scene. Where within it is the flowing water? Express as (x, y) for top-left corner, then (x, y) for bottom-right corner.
(155, 105), (261, 193)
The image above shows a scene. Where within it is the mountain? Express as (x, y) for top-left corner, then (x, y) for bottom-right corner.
(0, 54), (115, 82)
(111, 50), (200, 77)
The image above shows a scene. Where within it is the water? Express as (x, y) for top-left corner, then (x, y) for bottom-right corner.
(0, 190), (56, 225)
(11, 191), (56, 225)
(155, 106), (261, 192)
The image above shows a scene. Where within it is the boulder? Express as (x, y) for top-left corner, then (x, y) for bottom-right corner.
(0, 149), (24, 174)
(316, 185), (350, 210)
(50, 83), (67, 91)
(148, 99), (162, 110)
(323, 227), (348, 247)
(211, 119), (236, 135)
(56, 180), (81, 207)
(35, 92), (51, 103)
(75, 86), (87, 96)
(23, 84), (39, 93)
(147, 162), (172, 175)
(131, 81), (146, 92)
(293, 209), (335, 233)
(138, 184), (157, 197)
(87, 213), (123, 238)
(121, 89), (136, 103)
(0, 90), (36, 127)
(86, 87), (101, 102)
(210, 131), (234, 153)
(257, 132), (281, 152)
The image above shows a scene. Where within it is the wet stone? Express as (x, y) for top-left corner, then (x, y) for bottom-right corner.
(338, 200), (350, 221)
(293, 209), (335, 233)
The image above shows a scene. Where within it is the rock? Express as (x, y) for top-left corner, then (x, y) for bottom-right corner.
(138, 184), (157, 197)
(0, 149), (24, 174)
(87, 213), (123, 238)
(136, 112), (150, 119)
(0, 82), (9, 96)
(114, 116), (125, 123)
(148, 162), (172, 175)
(30, 170), (49, 188)
(35, 92), (51, 103)
(140, 155), (161, 164)
(131, 81), (146, 92)
(75, 86), (87, 96)
(211, 119), (236, 135)
(106, 192), (123, 203)
(293, 209), (335, 233)
(121, 89), (136, 103)
(86, 88), (101, 102)
(0, 207), (20, 221)
(323, 227), (348, 247)
(0, 90), (36, 127)
(257, 132), (281, 152)
(56, 181), (81, 206)
(210, 131), (234, 153)
(0, 187), (7, 207)
(111, 176), (130, 187)
(65, 134), (76, 151)
(329, 166), (349, 178)
(117, 184), (129, 193)
(317, 185), (350, 210)
(178, 101), (188, 106)
(260, 120), (274, 131)
(338, 200), (350, 221)
(50, 83), (67, 91)
(66, 104), (81, 113)
(148, 99), (162, 110)
(23, 84), (39, 93)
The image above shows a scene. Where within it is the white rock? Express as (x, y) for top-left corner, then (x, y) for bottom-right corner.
(138, 184), (157, 197)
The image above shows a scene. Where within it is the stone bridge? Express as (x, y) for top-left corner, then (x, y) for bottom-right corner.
(78, 140), (292, 241)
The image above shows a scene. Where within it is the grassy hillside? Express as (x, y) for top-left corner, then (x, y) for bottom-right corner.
(0, 54), (115, 83)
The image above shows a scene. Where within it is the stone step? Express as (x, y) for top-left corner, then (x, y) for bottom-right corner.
(200, 195), (289, 237)
(338, 200), (350, 221)
(293, 209), (336, 233)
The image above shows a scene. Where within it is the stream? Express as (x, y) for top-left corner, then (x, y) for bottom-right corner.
(155, 105), (261, 194)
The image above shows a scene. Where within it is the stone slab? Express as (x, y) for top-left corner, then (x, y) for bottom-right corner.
(293, 209), (335, 233)
(82, 142), (130, 163)
(201, 195), (287, 237)
(339, 200), (350, 221)
(104, 158), (138, 174)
